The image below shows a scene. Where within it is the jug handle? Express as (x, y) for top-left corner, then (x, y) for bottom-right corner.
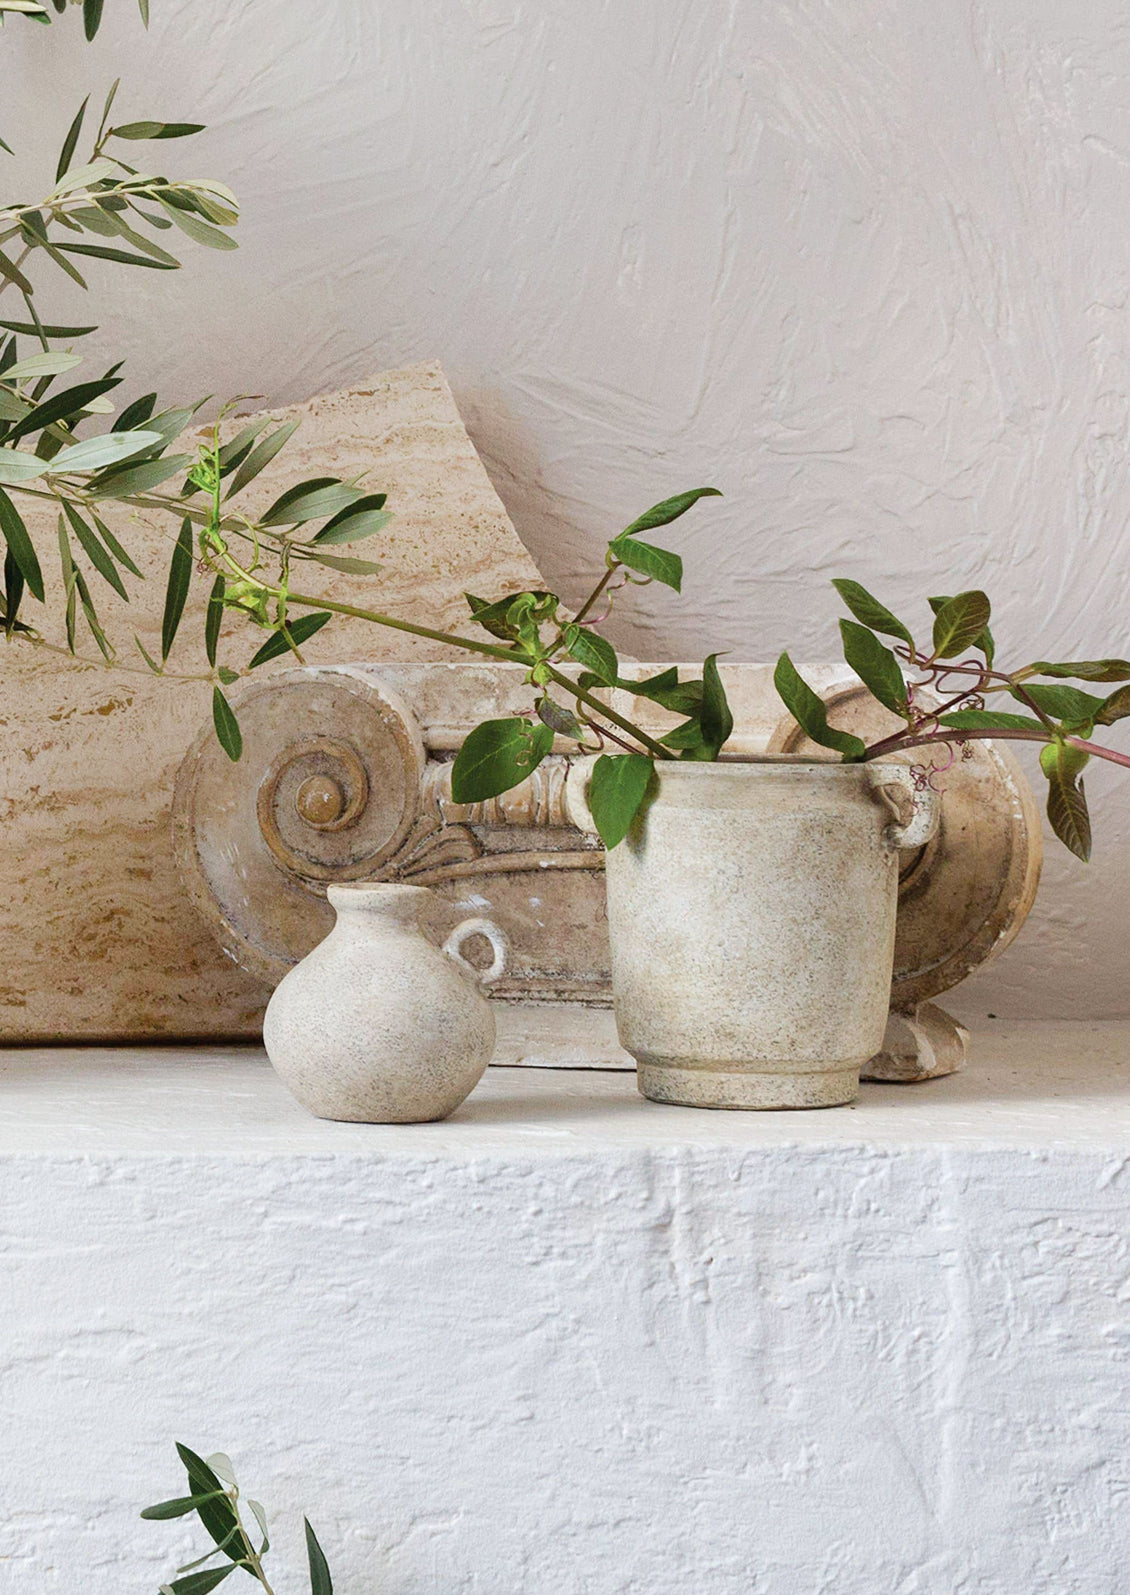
(442, 917), (509, 986)
(867, 764), (940, 850)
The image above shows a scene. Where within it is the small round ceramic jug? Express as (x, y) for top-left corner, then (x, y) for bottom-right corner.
(263, 883), (508, 1123)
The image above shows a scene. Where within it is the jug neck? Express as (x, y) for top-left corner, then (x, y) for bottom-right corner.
(326, 883), (429, 929)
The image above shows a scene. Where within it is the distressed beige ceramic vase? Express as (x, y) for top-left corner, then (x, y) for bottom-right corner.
(263, 883), (507, 1123)
(570, 757), (938, 1110)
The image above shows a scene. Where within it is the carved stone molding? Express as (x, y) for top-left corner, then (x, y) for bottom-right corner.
(173, 660), (1043, 1075)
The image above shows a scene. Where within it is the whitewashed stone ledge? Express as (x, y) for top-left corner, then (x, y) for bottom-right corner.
(2, 1018), (1129, 1594)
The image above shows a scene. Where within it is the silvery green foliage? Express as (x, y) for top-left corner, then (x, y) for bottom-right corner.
(142, 1443), (333, 1595)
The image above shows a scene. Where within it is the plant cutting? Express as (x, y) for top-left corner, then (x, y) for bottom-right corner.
(773, 580), (1130, 862)
(6, 0), (1130, 1113)
(142, 1442), (333, 1595)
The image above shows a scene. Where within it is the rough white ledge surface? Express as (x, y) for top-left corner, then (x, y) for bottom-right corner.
(3, 1017), (1129, 1593)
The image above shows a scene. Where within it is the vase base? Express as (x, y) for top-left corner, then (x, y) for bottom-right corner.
(636, 1063), (860, 1111)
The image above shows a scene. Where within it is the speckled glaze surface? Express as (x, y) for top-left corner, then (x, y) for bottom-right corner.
(262, 884), (507, 1122)
(601, 759), (938, 1110)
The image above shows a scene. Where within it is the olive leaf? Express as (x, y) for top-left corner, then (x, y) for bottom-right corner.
(0, 485), (44, 599)
(211, 687), (242, 761)
(161, 516), (193, 660)
(311, 496), (390, 546)
(247, 611), (332, 668)
(305, 1520), (334, 1595)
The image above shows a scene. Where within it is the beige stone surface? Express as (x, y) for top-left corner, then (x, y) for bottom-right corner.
(0, 362), (544, 1040)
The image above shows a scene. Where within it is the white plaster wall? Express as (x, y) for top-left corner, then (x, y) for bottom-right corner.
(4, 1041), (1130, 1594)
(6, 1), (1130, 1016)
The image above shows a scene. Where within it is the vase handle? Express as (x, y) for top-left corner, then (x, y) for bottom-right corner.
(443, 917), (509, 986)
(868, 764), (940, 850)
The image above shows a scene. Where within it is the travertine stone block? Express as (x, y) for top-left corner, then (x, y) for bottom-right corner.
(0, 363), (544, 1040)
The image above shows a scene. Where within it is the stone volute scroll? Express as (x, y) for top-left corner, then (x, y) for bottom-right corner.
(173, 659), (1044, 1082)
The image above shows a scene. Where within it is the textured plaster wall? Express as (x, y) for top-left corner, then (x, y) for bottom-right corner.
(5, 1037), (1130, 1594)
(6, 1), (1130, 1015)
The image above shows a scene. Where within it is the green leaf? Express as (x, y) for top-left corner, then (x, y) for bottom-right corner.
(224, 417), (300, 498)
(306, 551), (383, 576)
(49, 429), (162, 474)
(90, 511), (142, 577)
(260, 478), (364, 527)
(839, 619), (907, 715)
(659, 717), (708, 754)
(247, 611), (332, 667)
(246, 1500), (269, 1555)
(157, 200), (238, 251)
(3, 545), (24, 636)
(831, 578), (913, 646)
(1042, 742), (1091, 862)
(0, 448), (46, 484)
(140, 1492), (227, 1521)
(607, 533), (682, 591)
(3, 351), (83, 381)
(465, 590), (540, 642)
(1028, 659), (1130, 683)
(59, 520), (77, 653)
(6, 376), (121, 442)
(161, 517), (193, 660)
(216, 420), (268, 473)
(88, 453), (191, 497)
(773, 653), (866, 760)
(938, 710), (1043, 731)
(115, 392), (157, 430)
(1096, 686), (1130, 727)
(204, 575), (224, 667)
(56, 95), (89, 183)
(163, 1567), (236, 1595)
(62, 501), (127, 599)
(1011, 682), (1105, 727)
(564, 624), (618, 684)
(0, 320), (98, 339)
(82, 0), (103, 40)
(73, 564), (112, 659)
(217, 665), (239, 685)
(0, 486), (43, 600)
(51, 240), (179, 271)
(536, 695), (584, 738)
(305, 1519), (334, 1595)
(111, 121), (207, 140)
(311, 496), (390, 546)
(450, 717), (554, 803)
(700, 652), (733, 757)
(212, 688), (242, 761)
(929, 591), (992, 659)
(588, 753), (655, 849)
(621, 486), (722, 537)
(0, 250), (34, 297)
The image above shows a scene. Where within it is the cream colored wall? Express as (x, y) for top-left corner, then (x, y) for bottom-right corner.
(6, 1), (1130, 1017)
